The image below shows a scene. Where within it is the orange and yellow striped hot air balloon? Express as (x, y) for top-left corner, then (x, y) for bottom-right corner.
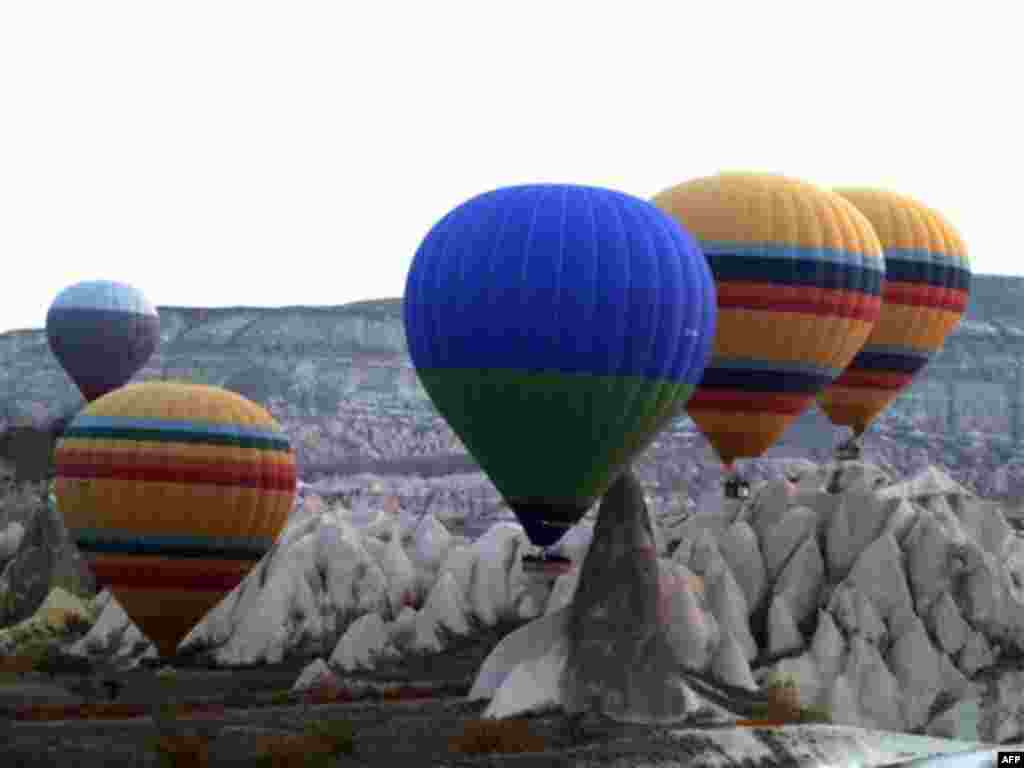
(653, 173), (885, 492)
(818, 189), (970, 453)
(54, 381), (296, 657)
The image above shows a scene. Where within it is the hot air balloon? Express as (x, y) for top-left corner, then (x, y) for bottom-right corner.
(652, 173), (886, 497)
(46, 280), (160, 402)
(54, 382), (296, 657)
(404, 184), (717, 572)
(817, 189), (970, 459)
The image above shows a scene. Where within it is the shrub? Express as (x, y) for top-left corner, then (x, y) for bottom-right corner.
(253, 722), (355, 768)
(763, 671), (797, 690)
(18, 639), (54, 670)
(302, 682), (353, 706)
(0, 654), (38, 675)
(749, 702), (770, 719)
(15, 703), (83, 721)
(798, 703), (832, 723)
(151, 732), (211, 768)
(764, 672), (801, 721)
(79, 702), (147, 719)
(448, 718), (547, 754)
(152, 700), (186, 729)
(304, 719), (355, 755)
(745, 697), (828, 725)
(268, 689), (293, 707)
(33, 645), (94, 677)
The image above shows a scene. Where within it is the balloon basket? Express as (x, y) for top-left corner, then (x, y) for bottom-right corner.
(723, 476), (750, 500)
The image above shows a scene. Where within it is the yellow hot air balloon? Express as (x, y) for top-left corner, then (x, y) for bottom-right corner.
(54, 382), (297, 657)
(818, 189), (970, 456)
(653, 173), (886, 494)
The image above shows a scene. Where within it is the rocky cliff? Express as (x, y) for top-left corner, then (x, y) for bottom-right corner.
(3, 275), (1024, 506)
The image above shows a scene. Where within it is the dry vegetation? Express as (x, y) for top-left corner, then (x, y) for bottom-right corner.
(736, 674), (832, 727)
(447, 718), (548, 755)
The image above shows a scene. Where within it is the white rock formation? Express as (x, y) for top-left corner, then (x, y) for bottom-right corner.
(827, 674), (861, 727)
(905, 514), (957, 615)
(469, 607), (571, 714)
(775, 535), (825, 626)
(381, 520), (418, 615)
(552, 518), (594, 563)
(762, 505), (816, 582)
(659, 560), (718, 669)
(829, 585), (887, 646)
(68, 589), (154, 660)
(810, 610), (845, 689)
(768, 594), (803, 655)
(544, 567), (581, 617)
(887, 616), (946, 731)
(330, 612), (396, 671)
(929, 591), (969, 654)
(826, 491), (892, 580)
(293, 658), (339, 691)
(0, 520), (25, 560)
(406, 512), (453, 599)
(716, 521), (766, 612)
(705, 566), (756, 661)
(845, 532), (916, 636)
(410, 572), (473, 653)
(711, 631), (757, 691)
(470, 523), (529, 627)
(71, 461), (1024, 744)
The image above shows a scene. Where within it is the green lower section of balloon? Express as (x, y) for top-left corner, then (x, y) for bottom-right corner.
(416, 367), (694, 506)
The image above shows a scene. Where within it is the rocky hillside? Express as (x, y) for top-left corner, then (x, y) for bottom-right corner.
(3, 276), (1024, 510)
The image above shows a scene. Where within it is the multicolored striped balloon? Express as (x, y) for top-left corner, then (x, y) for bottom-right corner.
(818, 189), (970, 435)
(46, 280), (160, 402)
(652, 173), (885, 466)
(54, 382), (296, 657)
(404, 184), (717, 547)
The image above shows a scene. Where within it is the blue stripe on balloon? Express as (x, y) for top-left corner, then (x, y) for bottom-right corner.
(72, 529), (274, 559)
(858, 343), (932, 359)
(69, 415), (286, 442)
(884, 257), (970, 290)
(884, 247), (966, 266)
(404, 184), (716, 385)
(703, 252), (883, 295)
(850, 349), (932, 374)
(50, 281), (158, 316)
(701, 241), (885, 272)
(700, 367), (834, 394)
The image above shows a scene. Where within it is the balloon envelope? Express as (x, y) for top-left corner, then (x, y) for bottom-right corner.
(47, 280), (160, 402)
(54, 382), (296, 657)
(818, 189), (970, 435)
(404, 184), (717, 547)
(652, 173), (886, 465)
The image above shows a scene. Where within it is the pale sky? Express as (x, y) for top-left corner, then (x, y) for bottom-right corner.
(1, 2), (1019, 333)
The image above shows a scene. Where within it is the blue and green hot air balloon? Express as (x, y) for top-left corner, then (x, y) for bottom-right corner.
(46, 280), (160, 403)
(403, 184), (717, 568)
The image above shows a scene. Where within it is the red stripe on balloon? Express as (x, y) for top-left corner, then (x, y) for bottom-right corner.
(716, 283), (881, 320)
(687, 390), (812, 414)
(55, 455), (296, 491)
(89, 557), (250, 592)
(882, 282), (968, 312)
(828, 370), (915, 390)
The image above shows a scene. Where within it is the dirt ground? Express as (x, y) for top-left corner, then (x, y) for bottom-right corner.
(0, 621), (731, 767)
(3, 694), (746, 767)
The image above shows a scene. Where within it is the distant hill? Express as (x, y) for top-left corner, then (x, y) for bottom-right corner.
(2, 276), (1024, 500)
